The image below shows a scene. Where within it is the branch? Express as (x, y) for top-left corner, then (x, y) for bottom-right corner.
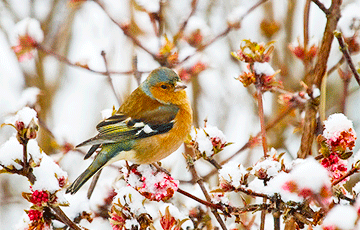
(185, 155), (228, 230)
(36, 43), (140, 76)
(51, 206), (82, 230)
(332, 166), (359, 186)
(101, 50), (121, 106)
(298, 0), (342, 158)
(179, 0), (268, 65)
(334, 31), (360, 86)
(93, 0), (159, 62)
(311, 0), (330, 15)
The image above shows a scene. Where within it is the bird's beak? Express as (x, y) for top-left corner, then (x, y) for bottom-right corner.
(174, 82), (187, 92)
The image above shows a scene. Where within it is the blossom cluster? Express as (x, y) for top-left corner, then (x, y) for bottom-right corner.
(319, 113), (357, 183)
(187, 125), (230, 160)
(232, 40), (282, 91)
(122, 164), (179, 202)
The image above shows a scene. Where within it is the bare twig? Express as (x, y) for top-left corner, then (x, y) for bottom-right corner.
(101, 51), (121, 106)
(132, 55), (142, 86)
(256, 88), (268, 157)
(311, 0), (330, 15)
(173, 0), (198, 44)
(298, 0), (342, 158)
(185, 156), (228, 230)
(93, 0), (159, 62)
(332, 166), (359, 186)
(51, 206), (82, 230)
(334, 31), (360, 86)
(203, 103), (298, 181)
(179, 0), (268, 65)
(36, 44), (140, 76)
(177, 188), (222, 210)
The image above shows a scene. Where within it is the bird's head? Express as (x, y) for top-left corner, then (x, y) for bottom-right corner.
(141, 67), (188, 105)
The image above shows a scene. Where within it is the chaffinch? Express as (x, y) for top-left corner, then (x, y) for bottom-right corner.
(66, 67), (192, 194)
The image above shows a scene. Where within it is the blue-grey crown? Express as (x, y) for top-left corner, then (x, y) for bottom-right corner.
(140, 67), (180, 99)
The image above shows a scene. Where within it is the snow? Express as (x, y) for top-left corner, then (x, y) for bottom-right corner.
(101, 109), (113, 120)
(190, 125), (227, 157)
(251, 157), (282, 178)
(0, 135), (26, 170)
(125, 218), (140, 229)
(11, 17), (44, 44)
(288, 157), (330, 193)
(17, 87), (40, 109)
(322, 205), (357, 229)
(135, 0), (160, 13)
(227, 6), (246, 25)
(352, 181), (360, 195)
(32, 154), (68, 193)
(219, 161), (248, 188)
(5, 106), (38, 127)
(323, 113), (355, 140)
(113, 186), (146, 215)
(253, 62), (275, 76)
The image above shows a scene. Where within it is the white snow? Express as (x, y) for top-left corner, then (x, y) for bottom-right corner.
(5, 106), (38, 127)
(219, 161), (248, 188)
(32, 154), (68, 193)
(135, 0), (160, 13)
(322, 205), (357, 229)
(323, 113), (355, 140)
(227, 6), (246, 25)
(11, 17), (44, 44)
(253, 62), (275, 76)
(0, 135), (26, 170)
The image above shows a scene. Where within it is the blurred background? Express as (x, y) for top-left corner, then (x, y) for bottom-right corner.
(1, 0), (360, 229)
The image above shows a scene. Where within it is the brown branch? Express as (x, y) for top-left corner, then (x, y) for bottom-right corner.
(298, 0), (342, 158)
(173, 0), (198, 44)
(256, 88), (268, 157)
(93, 0), (159, 62)
(203, 103), (297, 181)
(36, 43), (139, 76)
(311, 0), (330, 15)
(132, 55), (142, 86)
(51, 206), (82, 230)
(334, 31), (360, 86)
(185, 156), (228, 230)
(177, 188), (222, 210)
(332, 166), (359, 186)
(101, 50), (121, 106)
(179, 0), (268, 65)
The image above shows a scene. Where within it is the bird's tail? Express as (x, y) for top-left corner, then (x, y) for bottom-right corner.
(66, 153), (108, 194)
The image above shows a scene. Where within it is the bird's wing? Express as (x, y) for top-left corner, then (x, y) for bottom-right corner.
(77, 105), (179, 148)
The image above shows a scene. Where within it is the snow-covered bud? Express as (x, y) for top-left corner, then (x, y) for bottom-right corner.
(11, 18), (43, 62)
(123, 164), (179, 201)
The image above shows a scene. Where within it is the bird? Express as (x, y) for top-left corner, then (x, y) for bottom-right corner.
(66, 67), (192, 194)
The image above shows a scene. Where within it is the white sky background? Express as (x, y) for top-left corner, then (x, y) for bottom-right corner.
(1, 0), (360, 229)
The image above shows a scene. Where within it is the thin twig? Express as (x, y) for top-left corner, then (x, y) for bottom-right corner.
(311, 0), (330, 15)
(177, 188), (222, 210)
(332, 166), (359, 186)
(334, 31), (360, 86)
(93, 0), (159, 61)
(132, 55), (142, 86)
(51, 206), (82, 230)
(179, 0), (268, 65)
(36, 43), (140, 76)
(185, 156), (228, 230)
(256, 88), (268, 157)
(173, 0), (198, 44)
(101, 51), (121, 106)
(203, 103), (297, 181)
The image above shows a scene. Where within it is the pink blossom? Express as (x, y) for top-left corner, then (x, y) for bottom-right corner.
(30, 190), (49, 206)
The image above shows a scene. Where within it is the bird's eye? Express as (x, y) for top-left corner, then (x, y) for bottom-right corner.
(161, 85), (167, 89)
